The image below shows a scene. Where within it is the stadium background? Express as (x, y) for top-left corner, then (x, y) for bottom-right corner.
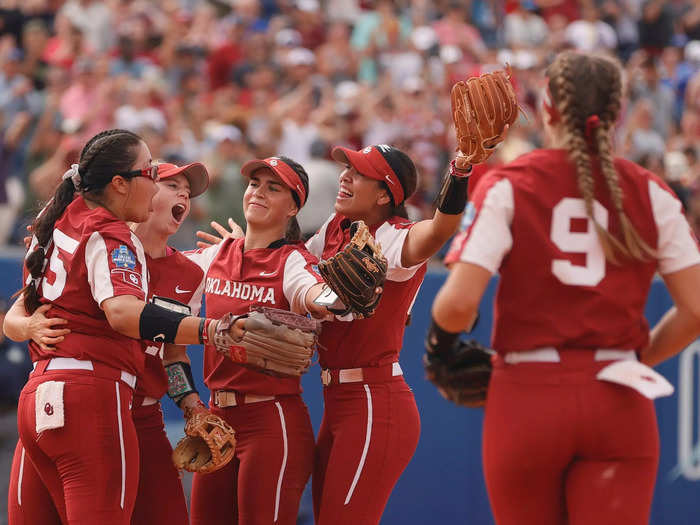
(0, 0), (699, 523)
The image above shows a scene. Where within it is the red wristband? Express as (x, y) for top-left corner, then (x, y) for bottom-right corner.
(450, 159), (472, 177)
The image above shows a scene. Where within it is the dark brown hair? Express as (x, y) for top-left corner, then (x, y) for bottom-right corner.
(279, 156), (310, 242)
(376, 146), (418, 219)
(546, 51), (654, 263)
(21, 129), (144, 313)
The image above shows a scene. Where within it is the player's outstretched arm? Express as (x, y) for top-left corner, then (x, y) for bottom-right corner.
(400, 159), (471, 268)
(2, 295), (70, 350)
(101, 294), (245, 346)
(644, 264), (700, 366)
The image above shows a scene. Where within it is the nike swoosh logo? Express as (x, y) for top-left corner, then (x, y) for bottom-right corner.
(384, 174), (395, 185)
(260, 271), (277, 276)
(175, 285), (191, 293)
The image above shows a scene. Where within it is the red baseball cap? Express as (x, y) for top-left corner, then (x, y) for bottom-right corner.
(331, 145), (405, 205)
(240, 156), (308, 207)
(156, 162), (209, 198)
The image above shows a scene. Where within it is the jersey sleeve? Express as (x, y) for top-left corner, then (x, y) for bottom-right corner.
(182, 242), (223, 274)
(648, 178), (700, 274)
(305, 214), (335, 259)
(282, 249), (323, 315)
(85, 230), (148, 305)
(444, 176), (514, 273)
(375, 220), (423, 282)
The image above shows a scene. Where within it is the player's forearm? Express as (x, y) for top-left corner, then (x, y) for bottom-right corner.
(432, 280), (479, 333)
(103, 296), (210, 345)
(401, 164), (470, 267)
(163, 344), (190, 366)
(2, 301), (30, 342)
(643, 306), (700, 367)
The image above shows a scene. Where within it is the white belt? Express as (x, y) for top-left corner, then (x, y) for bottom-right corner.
(213, 391), (275, 408)
(504, 348), (637, 365)
(321, 362), (403, 386)
(36, 357), (138, 389)
(142, 397), (158, 406)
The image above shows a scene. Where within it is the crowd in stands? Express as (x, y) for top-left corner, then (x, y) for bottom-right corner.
(0, 0), (698, 247)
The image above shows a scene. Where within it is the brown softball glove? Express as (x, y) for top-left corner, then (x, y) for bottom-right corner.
(451, 66), (519, 168)
(172, 402), (236, 474)
(317, 220), (387, 318)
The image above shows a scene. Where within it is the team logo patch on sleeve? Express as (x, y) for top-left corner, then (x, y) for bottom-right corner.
(111, 245), (137, 269)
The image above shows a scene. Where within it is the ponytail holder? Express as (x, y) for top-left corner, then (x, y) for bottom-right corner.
(584, 114), (601, 142)
(61, 164), (81, 190)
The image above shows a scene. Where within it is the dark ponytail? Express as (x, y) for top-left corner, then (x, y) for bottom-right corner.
(20, 129), (143, 313)
(277, 156), (309, 243)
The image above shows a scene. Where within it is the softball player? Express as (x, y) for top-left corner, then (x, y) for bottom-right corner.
(305, 144), (471, 524)
(188, 156), (330, 525)
(430, 51), (700, 525)
(4, 129), (244, 524)
(129, 161), (210, 525)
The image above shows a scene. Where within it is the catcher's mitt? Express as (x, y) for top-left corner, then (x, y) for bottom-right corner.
(172, 403), (236, 474)
(211, 307), (320, 377)
(424, 339), (494, 408)
(451, 67), (519, 166)
(317, 220), (387, 318)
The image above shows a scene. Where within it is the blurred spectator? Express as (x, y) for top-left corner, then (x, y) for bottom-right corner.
(296, 139), (340, 238)
(504, 4), (549, 49)
(565, 4), (617, 52)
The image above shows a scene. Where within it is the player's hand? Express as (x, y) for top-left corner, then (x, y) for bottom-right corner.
(26, 304), (70, 351)
(196, 218), (244, 249)
(23, 224), (33, 250)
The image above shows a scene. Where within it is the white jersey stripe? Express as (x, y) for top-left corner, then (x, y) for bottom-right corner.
(459, 178), (514, 273)
(648, 179), (700, 274)
(115, 382), (126, 509)
(305, 214), (335, 259)
(85, 231), (114, 305)
(273, 401), (289, 522)
(345, 384), (373, 505)
(130, 232), (149, 298)
(282, 250), (319, 315)
(17, 445), (25, 506)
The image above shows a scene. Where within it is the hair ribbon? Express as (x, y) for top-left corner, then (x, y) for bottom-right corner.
(62, 164), (82, 190)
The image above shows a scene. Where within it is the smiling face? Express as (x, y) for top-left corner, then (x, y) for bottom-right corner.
(334, 165), (390, 220)
(142, 173), (192, 236)
(243, 168), (298, 230)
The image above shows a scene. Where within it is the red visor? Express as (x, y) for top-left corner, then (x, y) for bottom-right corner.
(156, 162), (209, 198)
(331, 145), (404, 205)
(241, 157), (307, 207)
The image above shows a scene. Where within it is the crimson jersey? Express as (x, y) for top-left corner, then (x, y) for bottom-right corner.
(25, 198), (149, 376)
(135, 247), (206, 399)
(446, 148), (700, 354)
(196, 237), (322, 395)
(306, 214), (427, 369)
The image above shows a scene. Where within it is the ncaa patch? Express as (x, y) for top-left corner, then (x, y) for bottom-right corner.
(111, 245), (137, 269)
(460, 202), (476, 232)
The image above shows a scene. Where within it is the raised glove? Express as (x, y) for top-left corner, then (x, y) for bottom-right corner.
(212, 307), (320, 377)
(317, 220), (387, 318)
(451, 67), (519, 166)
(424, 339), (493, 408)
(172, 402), (236, 474)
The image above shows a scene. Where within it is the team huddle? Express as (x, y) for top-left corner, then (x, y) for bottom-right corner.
(3, 50), (700, 525)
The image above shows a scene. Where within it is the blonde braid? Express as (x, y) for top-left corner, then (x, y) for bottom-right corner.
(554, 53), (624, 264)
(594, 61), (655, 261)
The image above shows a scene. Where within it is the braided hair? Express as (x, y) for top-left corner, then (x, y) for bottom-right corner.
(21, 129), (144, 313)
(546, 51), (655, 264)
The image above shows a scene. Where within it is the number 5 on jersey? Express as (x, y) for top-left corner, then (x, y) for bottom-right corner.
(550, 197), (609, 287)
